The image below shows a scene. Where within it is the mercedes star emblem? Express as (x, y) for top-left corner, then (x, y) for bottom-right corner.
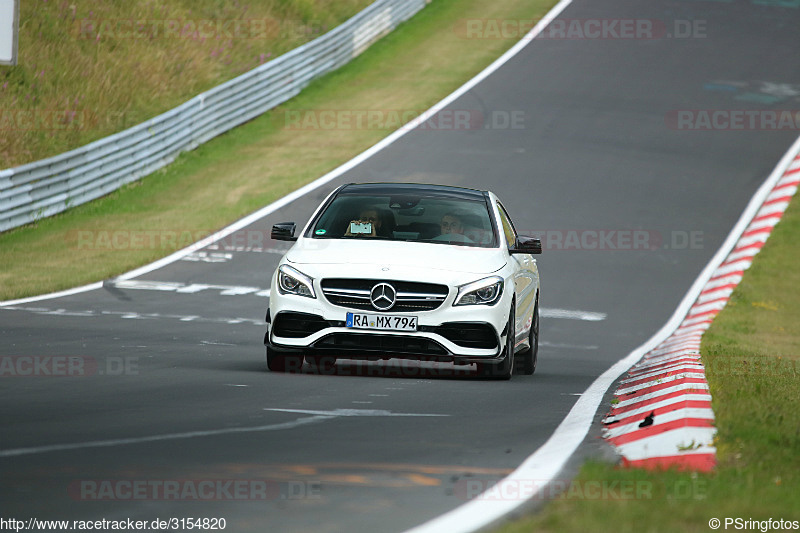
(370, 282), (397, 311)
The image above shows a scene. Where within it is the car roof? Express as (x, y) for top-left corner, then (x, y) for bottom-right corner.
(338, 182), (490, 201)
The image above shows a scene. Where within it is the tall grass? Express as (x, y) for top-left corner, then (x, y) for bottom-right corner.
(0, 0), (370, 168)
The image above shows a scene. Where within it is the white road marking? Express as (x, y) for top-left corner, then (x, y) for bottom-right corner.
(539, 341), (599, 350)
(0, 408), (449, 458)
(265, 408), (448, 417)
(0, 415), (333, 458)
(207, 244), (290, 255)
(113, 280), (184, 291)
(113, 280), (270, 297)
(0, 282), (104, 307)
(38, 309), (95, 317)
(181, 252), (233, 263)
(540, 308), (606, 321)
(0, 306), (262, 326)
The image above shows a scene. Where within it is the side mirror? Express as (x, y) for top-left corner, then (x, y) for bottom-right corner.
(271, 222), (297, 241)
(511, 236), (542, 255)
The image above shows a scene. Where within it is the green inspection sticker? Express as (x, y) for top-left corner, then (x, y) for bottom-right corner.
(315, 229), (327, 235)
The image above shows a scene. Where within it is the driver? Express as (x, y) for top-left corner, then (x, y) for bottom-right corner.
(344, 207), (382, 237)
(439, 212), (464, 236)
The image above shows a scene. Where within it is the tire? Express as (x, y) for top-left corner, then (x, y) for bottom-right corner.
(266, 345), (304, 372)
(515, 298), (539, 375)
(305, 354), (337, 374)
(477, 305), (515, 380)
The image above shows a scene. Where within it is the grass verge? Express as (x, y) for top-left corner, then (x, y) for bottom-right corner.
(0, 0), (371, 167)
(497, 193), (800, 532)
(0, 0), (558, 301)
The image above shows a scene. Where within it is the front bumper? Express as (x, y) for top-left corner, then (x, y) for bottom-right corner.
(267, 289), (511, 364)
(266, 260), (516, 364)
(267, 312), (504, 363)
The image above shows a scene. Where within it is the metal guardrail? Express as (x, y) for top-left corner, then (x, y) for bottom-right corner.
(0, 0), (428, 233)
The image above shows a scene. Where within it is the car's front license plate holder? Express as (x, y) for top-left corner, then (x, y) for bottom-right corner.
(346, 312), (418, 331)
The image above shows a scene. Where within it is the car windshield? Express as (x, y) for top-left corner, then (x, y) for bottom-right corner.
(308, 190), (497, 248)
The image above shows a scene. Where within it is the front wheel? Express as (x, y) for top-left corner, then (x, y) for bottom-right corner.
(476, 305), (515, 380)
(515, 299), (539, 375)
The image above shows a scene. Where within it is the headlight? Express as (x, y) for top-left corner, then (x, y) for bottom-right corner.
(454, 276), (504, 306)
(277, 265), (316, 298)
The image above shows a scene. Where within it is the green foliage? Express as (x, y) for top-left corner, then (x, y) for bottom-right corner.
(0, 0), (370, 167)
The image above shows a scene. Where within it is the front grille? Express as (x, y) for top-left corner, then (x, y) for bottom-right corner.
(312, 333), (449, 356)
(321, 279), (449, 312)
(431, 323), (498, 349)
(272, 312), (330, 338)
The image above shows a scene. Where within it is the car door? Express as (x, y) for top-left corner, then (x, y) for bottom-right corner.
(496, 201), (538, 347)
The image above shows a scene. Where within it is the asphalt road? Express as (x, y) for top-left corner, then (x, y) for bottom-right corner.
(2, 0), (800, 531)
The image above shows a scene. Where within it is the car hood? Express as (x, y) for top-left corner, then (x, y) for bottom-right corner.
(285, 238), (507, 275)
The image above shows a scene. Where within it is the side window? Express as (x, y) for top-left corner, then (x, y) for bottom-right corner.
(496, 202), (517, 248)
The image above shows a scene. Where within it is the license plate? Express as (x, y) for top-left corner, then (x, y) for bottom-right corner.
(346, 312), (418, 331)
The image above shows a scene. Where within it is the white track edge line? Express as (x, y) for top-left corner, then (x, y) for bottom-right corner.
(0, 282), (104, 307)
(402, 139), (800, 532)
(1, 0), (569, 307)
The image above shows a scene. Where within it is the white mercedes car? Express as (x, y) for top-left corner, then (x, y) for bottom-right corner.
(264, 182), (542, 379)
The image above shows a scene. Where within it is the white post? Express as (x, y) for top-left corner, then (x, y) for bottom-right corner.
(0, 0), (19, 66)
